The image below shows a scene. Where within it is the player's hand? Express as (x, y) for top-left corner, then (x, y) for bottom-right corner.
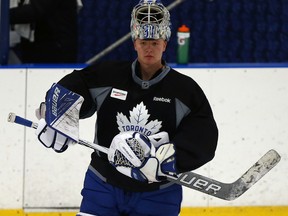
(35, 118), (73, 153)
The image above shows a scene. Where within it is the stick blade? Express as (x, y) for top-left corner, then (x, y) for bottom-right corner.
(166, 149), (281, 201)
(226, 149), (281, 200)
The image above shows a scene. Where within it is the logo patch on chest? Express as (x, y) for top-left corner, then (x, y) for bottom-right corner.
(116, 102), (162, 136)
(110, 88), (128, 101)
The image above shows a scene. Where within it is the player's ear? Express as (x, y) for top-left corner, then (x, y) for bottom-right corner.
(133, 41), (138, 51)
(163, 41), (168, 52)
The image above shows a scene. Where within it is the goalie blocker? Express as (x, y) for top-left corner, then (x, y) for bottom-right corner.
(35, 83), (84, 152)
(45, 83), (84, 142)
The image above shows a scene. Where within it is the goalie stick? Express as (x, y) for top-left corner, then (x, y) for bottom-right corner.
(7, 113), (108, 154)
(7, 112), (281, 201)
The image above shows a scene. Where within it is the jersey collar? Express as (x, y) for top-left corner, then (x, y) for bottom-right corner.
(131, 59), (171, 89)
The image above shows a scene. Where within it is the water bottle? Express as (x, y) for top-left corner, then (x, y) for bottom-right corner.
(177, 25), (190, 64)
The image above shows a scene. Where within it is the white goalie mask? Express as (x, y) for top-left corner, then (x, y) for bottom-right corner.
(130, 0), (171, 41)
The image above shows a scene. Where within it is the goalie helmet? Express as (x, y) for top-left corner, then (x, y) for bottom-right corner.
(130, 0), (171, 41)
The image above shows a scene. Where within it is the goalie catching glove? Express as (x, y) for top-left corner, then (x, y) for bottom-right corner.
(108, 131), (177, 183)
(35, 83), (84, 153)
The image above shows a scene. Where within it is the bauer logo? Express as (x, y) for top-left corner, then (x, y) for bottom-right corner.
(52, 87), (61, 116)
(168, 173), (222, 194)
(111, 88), (127, 101)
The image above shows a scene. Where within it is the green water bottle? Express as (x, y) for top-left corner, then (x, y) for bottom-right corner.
(177, 25), (190, 64)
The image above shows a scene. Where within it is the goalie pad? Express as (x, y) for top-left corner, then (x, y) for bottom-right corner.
(45, 83), (84, 142)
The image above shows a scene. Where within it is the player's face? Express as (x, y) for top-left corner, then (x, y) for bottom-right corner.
(134, 39), (167, 66)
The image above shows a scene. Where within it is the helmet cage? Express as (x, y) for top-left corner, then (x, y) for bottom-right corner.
(131, 1), (171, 41)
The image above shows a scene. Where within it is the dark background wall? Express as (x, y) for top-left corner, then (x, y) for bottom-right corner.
(78, 0), (288, 63)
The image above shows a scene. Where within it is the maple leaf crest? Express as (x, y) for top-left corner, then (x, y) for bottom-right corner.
(116, 102), (162, 136)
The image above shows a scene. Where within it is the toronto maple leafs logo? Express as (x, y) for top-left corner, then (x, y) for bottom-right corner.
(116, 102), (162, 136)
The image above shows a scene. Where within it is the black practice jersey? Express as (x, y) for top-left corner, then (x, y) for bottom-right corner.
(57, 60), (218, 192)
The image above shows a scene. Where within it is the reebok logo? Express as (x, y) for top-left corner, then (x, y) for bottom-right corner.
(153, 97), (171, 103)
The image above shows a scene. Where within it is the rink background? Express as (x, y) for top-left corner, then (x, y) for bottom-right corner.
(0, 64), (287, 215)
